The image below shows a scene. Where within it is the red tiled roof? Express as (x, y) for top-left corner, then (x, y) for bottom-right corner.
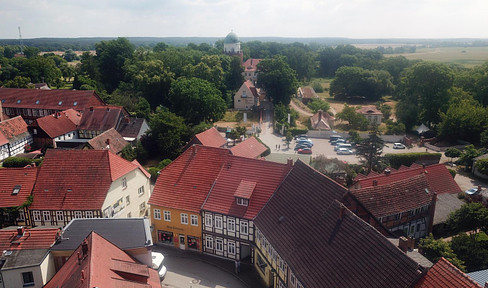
(34, 111), (79, 138)
(87, 128), (129, 154)
(62, 108), (82, 126)
(415, 258), (482, 288)
(44, 231), (160, 288)
(355, 164), (462, 195)
(230, 136), (267, 158)
(0, 131), (8, 146)
(300, 87), (319, 99)
(203, 156), (291, 219)
(30, 150), (142, 210)
(0, 88), (104, 110)
(78, 106), (129, 132)
(149, 145), (231, 213)
(0, 167), (38, 208)
(310, 110), (334, 130)
(357, 105), (382, 115)
(243, 58), (262, 72)
(193, 127), (227, 148)
(0, 115), (28, 140)
(254, 160), (422, 288)
(0, 228), (59, 251)
(132, 159), (151, 179)
(351, 174), (435, 218)
(243, 80), (260, 98)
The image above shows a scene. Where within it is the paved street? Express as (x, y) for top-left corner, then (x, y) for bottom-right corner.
(154, 245), (263, 288)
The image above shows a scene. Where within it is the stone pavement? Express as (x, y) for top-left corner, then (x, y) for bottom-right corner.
(155, 244), (265, 288)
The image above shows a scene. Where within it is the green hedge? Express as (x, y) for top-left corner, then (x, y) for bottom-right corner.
(448, 168), (457, 178)
(2, 157), (43, 168)
(255, 136), (271, 157)
(384, 152), (442, 169)
(146, 167), (160, 182)
(475, 158), (488, 175)
(288, 128), (309, 136)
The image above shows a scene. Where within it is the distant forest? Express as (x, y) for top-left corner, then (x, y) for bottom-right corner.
(1, 37), (488, 51)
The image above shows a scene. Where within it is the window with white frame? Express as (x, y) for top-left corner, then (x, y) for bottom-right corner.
(228, 241), (236, 255)
(279, 258), (286, 272)
(122, 177), (127, 188)
(191, 215), (198, 226)
(290, 273), (297, 287)
(236, 197), (249, 206)
(181, 213), (188, 225)
(154, 209), (161, 220)
(205, 214), (212, 227)
(227, 218), (235, 232)
(240, 221), (248, 235)
(206, 236), (213, 249)
(215, 238), (223, 251)
(74, 211), (82, 219)
(43, 211), (51, 222)
(215, 216), (223, 229)
(56, 211), (64, 222)
(17, 211), (25, 221)
(138, 186), (144, 196)
(85, 211), (93, 218)
(164, 210), (171, 221)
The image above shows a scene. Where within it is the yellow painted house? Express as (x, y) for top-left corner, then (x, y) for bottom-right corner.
(148, 145), (231, 251)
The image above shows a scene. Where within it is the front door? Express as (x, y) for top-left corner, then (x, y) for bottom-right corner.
(179, 235), (185, 250)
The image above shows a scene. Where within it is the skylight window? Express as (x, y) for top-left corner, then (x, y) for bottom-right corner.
(12, 185), (21, 195)
(58, 101), (63, 105)
(35, 100), (40, 104)
(73, 101), (78, 106)
(1, 99), (5, 103)
(17, 100), (21, 104)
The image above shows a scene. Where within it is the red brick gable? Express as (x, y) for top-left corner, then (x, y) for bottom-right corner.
(0, 167), (38, 208)
(0, 227), (58, 251)
(44, 231), (160, 288)
(34, 110), (79, 138)
(0, 88), (104, 110)
(230, 136), (267, 158)
(30, 149), (134, 210)
(202, 156), (291, 219)
(149, 145), (231, 213)
(355, 164), (462, 195)
(351, 174), (435, 218)
(0, 115), (28, 140)
(415, 258), (482, 288)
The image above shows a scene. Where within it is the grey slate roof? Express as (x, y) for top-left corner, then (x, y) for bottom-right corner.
(51, 218), (152, 251)
(433, 193), (465, 225)
(468, 269), (488, 287)
(1, 249), (49, 270)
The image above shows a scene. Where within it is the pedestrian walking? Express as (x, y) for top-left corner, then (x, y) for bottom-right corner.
(235, 259), (241, 274)
(278, 144), (280, 150)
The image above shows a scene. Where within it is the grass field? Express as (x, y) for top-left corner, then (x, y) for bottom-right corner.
(387, 47), (488, 67)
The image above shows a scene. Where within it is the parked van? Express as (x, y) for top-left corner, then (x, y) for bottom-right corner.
(334, 143), (352, 151)
(151, 252), (167, 280)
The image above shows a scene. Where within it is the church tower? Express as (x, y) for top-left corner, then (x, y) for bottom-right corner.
(223, 31), (243, 61)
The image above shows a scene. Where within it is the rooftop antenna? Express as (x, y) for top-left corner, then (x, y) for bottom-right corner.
(18, 26), (24, 55)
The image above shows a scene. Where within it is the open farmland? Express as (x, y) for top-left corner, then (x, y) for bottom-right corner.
(387, 46), (488, 67)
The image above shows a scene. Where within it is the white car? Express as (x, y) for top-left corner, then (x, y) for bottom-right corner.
(337, 148), (354, 155)
(393, 143), (406, 149)
(151, 252), (167, 280)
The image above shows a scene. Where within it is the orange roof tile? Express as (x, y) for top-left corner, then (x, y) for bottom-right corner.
(202, 156), (291, 219)
(194, 127), (227, 148)
(230, 136), (267, 158)
(0, 227), (59, 251)
(44, 231), (160, 288)
(0, 88), (104, 110)
(34, 111), (79, 138)
(0, 167), (38, 208)
(355, 163), (462, 195)
(415, 258), (482, 288)
(243, 58), (262, 72)
(149, 145), (231, 213)
(0, 116), (28, 140)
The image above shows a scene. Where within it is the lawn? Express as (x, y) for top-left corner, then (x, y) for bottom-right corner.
(387, 47), (488, 67)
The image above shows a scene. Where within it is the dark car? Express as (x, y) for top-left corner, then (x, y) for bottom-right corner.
(297, 148), (312, 154)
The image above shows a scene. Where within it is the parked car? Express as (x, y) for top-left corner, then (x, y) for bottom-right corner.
(329, 135), (342, 143)
(297, 139), (313, 147)
(337, 148), (354, 155)
(294, 134), (308, 140)
(295, 143), (312, 150)
(152, 252), (167, 280)
(465, 187), (481, 195)
(297, 148), (312, 154)
(331, 138), (346, 145)
(334, 143), (352, 151)
(393, 143), (406, 149)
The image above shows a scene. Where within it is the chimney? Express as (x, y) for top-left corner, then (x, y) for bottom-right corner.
(384, 169), (391, 175)
(339, 206), (346, 220)
(398, 236), (409, 253)
(17, 227), (24, 237)
(89, 107), (94, 112)
(373, 180), (378, 186)
(287, 158), (293, 167)
(82, 240), (89, 256)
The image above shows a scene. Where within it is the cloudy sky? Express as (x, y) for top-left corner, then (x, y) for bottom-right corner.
(1, 0), (487, 39)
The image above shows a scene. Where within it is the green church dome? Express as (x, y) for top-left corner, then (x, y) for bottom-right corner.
(224, 31), (239, 44)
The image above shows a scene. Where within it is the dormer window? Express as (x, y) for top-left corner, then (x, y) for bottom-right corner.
(73, 101), (78, 106)
(236, 197), (249, 206)
(12, 185), (21, 195)
(17, 99), (21, 104)
(35, 100), (40, 104)
(58, 101), (63, 105)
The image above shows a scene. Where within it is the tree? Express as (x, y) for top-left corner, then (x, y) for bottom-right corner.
(168, 77), (226, 125)
(396, 62), (454, 129)
(20, 56), (62, 85)
(95, 37), (135, 93)
(446, 203), (488, 235)
(23, 46), (40, 58)
(348, 130), (362, 145)
(451, 232), (488, 272)
(356, 125), (386, 173)
(445, 148), (462, 164)
(63, 49), (79, 62)
(335, 104), (369, 131)
(4, 76), (33, 88)
(135, 98), (151, 119)
(376, 102), (392, 121)
(120, 144), (136, 161)
(285, 131), (293, 148)
(257, 56), (298, 106)
(419, 234), (466, 271)
(224, 55), (244, 92)
(307, 98), (330, 113)
(457, 144), (483, 170)
(147, 106), (189, 159)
